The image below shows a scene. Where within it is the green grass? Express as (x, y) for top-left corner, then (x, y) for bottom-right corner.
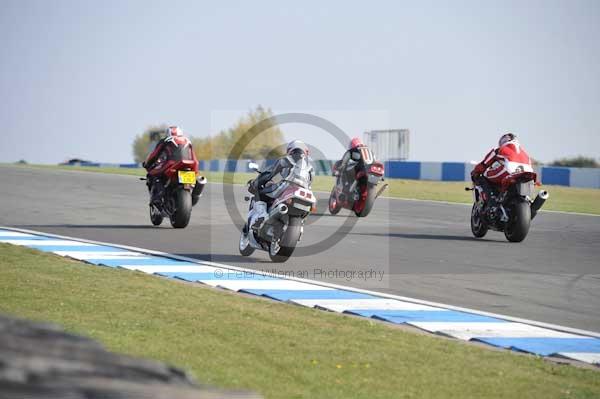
(1, 243), (599, 399)
(9, 163), (600, 215)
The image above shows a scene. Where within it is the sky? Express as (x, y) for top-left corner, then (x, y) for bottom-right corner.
(1, 0), (598, 164)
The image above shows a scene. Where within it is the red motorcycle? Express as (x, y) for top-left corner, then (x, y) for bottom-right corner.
(468, 171), (549, 242)
(142, 159), (206, 228)
(328, 152), (387, 217)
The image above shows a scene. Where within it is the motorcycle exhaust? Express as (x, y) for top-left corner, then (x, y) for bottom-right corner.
(191, 176), (208, 206)
(257, 203), (288, 231)
(530, 190), (549, 220)
(375, 183), (389, 199)
(252, 203), (289, 240)
(268, 203), (288, 220)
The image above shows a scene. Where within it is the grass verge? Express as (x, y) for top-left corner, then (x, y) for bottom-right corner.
(9, 163), (600, 215)
(1, 243), (599, 399)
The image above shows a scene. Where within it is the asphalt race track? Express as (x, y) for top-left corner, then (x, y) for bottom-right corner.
(1, 165), (599, 332)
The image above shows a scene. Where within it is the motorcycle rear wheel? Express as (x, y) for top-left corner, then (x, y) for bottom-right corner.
(504, 201), (531, 242)
(354, 184), (376, 217)
(269, 216), (302, 263)
(170, 189), (192, 228)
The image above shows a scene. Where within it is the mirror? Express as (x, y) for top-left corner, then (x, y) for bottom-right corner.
(248, 162), (260, 172)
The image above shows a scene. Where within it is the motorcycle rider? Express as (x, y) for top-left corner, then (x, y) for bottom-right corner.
(336, 137), (375, 199)
(248, 140), (314, 229)
(143, 126), (199, 205)
(470, 133), (534, 207)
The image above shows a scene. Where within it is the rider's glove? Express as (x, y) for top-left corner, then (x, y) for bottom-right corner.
(470, 169), (481, 182)
(247, 179), (257, 194)
(470, 163), (485, 181)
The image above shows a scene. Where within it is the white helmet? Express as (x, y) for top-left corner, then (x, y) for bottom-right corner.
(286, 140), (308, 155)
(499, 132), (517, 147)
(165, 126), (184, 137)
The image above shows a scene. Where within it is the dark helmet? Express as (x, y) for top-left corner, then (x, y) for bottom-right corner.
(499, 132), (517, 147)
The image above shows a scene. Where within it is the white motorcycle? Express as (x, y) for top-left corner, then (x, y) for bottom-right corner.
(239, 161), (316, 262)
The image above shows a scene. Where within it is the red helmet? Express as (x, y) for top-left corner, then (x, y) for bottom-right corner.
(349, 137), (363, 150)
(166, 126), (184, 137)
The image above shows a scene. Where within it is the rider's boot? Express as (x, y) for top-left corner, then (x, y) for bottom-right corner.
(249, 201), (268, 231)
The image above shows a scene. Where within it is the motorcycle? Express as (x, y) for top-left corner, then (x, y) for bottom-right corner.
(328, 151), (387, 217)
(468, 171), (549, 242)
(239, 161), (316, 262)
(141, 159), (206, 228)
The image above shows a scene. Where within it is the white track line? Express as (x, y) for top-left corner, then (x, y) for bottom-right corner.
(558, 353), (600, 364)
(409, 322), (582, 339)
(292, 298), (440, 312)
(0, 232), (38, 237)
(201, 280), (335, 291)
(2, 225), (599, 339)
(0, 239), (96, 246)
(54, 252), (153, 260)
(120, 265), (218, 274)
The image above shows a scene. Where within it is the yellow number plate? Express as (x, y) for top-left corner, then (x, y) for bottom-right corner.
(178, 171), (196, 184)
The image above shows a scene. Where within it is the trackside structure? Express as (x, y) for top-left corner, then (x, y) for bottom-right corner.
(363, 129), (410, 161)
(56, 161), (600, 189)
(194, 160), (600, 189)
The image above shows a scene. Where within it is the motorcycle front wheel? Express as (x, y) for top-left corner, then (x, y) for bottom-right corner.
(470, 203), (488, 238)
(149, 204), (163, 226)
(328, 187), (342, 215)
(239, 223), (255, 256)
(269, 216), (302, 263)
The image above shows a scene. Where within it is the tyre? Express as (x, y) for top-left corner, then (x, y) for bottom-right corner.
(149, 205), (163, 226)
(170, 189), (192, 228)
(354, 184), (376, 217)
(328, 187), (341, 215)
(269, 217), (302, 262)
(470, 203), (488, 238)
(504, 201), (531, 242)
(239, 224), (255, 256)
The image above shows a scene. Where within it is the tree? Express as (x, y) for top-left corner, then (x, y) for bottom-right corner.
(131, 106), (285, 162)
(132, 124), (168, 163)
(193, 106), (285, 160)
(551, 156), (599, 168)
(191, 137), (213, 160)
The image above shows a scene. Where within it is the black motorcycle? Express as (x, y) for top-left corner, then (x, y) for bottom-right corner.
(328, 152), (387, 217)
(468, 172), (549, 242)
